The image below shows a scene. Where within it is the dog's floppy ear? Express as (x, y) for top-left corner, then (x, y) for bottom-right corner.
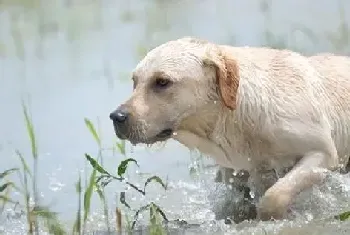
(203, 47), (240, 110)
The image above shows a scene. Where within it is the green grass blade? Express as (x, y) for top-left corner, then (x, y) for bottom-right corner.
(152, 203), (169, 223)
(84, 118), (101, 147)
(84, 154), (110, 175)
(0, 182), (14, 193)
(144, 176), (167, 192)
(117, 158), (139, 177)
(75, 175), (82, 194)
(16, 149), (34, 234)
(0, 194), (18, 213)
(33, 206), (67, 235)
(83, 169), (96, 223)
(21, 102), (39, 234)
(149, 203), (167, 235)
(0, 195), (18, 205)
(119, 191), (131, 209)
(96, 186), (110, 233)
(0, 175), (20, 213)
(73, 175), (82, 235)
(0, 168), (19, 180)
(21, 101), (38, 159)
(131, 204), (151, 229)
(149, 203), (157, 226)
(16, 150), (33, 178)
(335, 211), (350, 221)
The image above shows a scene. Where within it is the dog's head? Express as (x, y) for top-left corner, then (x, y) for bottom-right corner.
(109, 37), (239, 145)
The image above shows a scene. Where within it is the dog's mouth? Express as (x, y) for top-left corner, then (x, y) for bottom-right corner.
(155, 128), (174, 139)
(123, 128), (174, 145)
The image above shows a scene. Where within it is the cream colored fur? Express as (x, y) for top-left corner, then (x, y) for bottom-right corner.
(118, 37), (350, 221)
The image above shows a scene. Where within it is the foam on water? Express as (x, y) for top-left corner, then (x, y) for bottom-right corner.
(90, 169), (350, 234)
(1, 170), (350, 234)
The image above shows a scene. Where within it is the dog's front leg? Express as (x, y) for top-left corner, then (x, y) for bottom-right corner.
(257, 151), (334, 221)
(256, 119), (339, 221)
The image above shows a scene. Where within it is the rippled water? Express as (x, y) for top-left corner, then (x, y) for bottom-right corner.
(1, 0), (350, 234)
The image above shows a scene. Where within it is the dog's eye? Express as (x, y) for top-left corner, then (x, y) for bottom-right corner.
(154, 78), (171, 88)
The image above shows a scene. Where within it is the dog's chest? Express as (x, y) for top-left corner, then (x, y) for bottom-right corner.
(209, 128), (259, 170)
(174, 128), (293, 171)
(213, 134), (297, 172)
(211, 119), (288, 171)
(173, 130), (234, 166)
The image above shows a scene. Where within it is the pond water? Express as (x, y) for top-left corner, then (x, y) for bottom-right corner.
(1, 0), (350, 234)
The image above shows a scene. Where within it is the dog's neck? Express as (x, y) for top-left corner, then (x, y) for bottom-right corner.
(173, 103), (240, 167)
(177, 104), (219, 139)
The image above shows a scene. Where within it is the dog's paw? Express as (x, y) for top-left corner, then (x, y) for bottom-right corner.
(257, 189), (291, 221)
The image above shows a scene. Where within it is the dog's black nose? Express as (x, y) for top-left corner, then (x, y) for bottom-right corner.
(109, 107), (129, 123)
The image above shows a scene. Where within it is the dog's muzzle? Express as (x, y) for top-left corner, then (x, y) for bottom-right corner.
(109, 106), (130, 139)
(109, 106), (174, 144)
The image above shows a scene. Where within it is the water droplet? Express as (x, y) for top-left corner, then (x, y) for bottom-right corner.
(49, 177), (65, 192)
(173, 132), (178, 136)
(249, 191), (255, 198)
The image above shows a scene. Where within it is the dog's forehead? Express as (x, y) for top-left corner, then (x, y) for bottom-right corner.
(133, 41), (204, 81)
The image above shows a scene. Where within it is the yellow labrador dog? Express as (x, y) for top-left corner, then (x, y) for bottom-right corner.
(109, 37), (350, 221)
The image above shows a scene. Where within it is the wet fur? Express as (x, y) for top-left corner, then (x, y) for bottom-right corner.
(114, 37), (350, 222)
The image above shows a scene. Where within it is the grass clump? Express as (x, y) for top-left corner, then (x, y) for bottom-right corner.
(0, 168), (19, 213)
(8, 101), (66, 234)
(0, 102), (170, 235)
